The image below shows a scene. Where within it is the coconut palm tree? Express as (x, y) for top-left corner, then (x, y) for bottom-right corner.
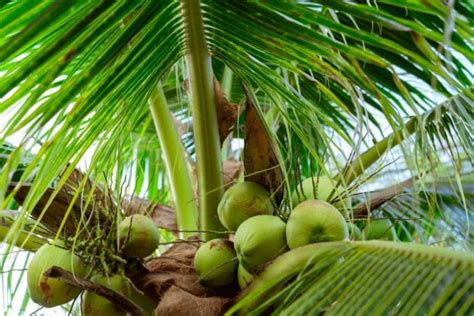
(0, 0), (473, 315)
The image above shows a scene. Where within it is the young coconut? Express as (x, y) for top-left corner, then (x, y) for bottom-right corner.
(82, 274), (131, 316)
(118, 214), (160, 258)
(348, 222), (363, 240)
(194, 239), (238, 287)
(364, 218), (397, 241)
(27, 244), (87, 307)
(237, 264), (255, 289)
(217, 181), (274, 231)
(286, 200), (348, 249)
(292, 176), (350, 210)
(234, 215), (287, 271)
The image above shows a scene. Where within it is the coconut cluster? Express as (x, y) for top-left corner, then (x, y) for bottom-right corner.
(196, 178), (400, 290)
(26, 213), (161, 311)
(291, 177), (398, 243)
(195, 180), (354, 289)
(195, 181), (286, 289)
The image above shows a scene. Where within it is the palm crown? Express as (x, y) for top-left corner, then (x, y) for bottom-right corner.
(0, 1), (473, 315)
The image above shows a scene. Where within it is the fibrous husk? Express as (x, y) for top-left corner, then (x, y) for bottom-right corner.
(155, 286), (232, 316)
(136, 242), (237, 316)
(184, 78), (241, 145)
(214, 79), (241, 145)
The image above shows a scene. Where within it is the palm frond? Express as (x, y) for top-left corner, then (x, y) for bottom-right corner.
(204, 0), (473, 189)
(378, 172), (474, 250)
(1, 1), (472, 212)
(228, 241), (474, 315)
(0, 0), (183, 235)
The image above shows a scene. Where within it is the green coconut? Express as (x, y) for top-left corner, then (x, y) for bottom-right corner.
(291, 176), (351, 210)
(118, 214), (160, 258)
(348, 222), (363, 240)
(364, 219), (397, 241)
(217, 181), (274, 231)
(194, 239), (238, 287)
(237, 264), (255, 289)
(27, 244), (87, 307)
(286, 200), (348, 249)
(234, 215), (287, 271)
(82, 274), (131, 316)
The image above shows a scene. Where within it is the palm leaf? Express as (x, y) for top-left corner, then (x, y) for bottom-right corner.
(377, 172), (474, 250)
(205, 0), (473, 180)
(228, 241), (474, 315)
(0, 0), (182, 218)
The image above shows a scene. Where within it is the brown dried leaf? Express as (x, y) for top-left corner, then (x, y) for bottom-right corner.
(242, 85), (284, 205)
(63, 168), (103, 198)
(214, 80), (241, 145)
(9, 167), (112, 236)
(141, 241), (204, 296)
(11, 184), (86, 235)
(184, 78), (241, 145)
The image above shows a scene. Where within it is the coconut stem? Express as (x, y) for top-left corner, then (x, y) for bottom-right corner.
(149, 82), (198, 239)
(180, 0), (225, 240)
